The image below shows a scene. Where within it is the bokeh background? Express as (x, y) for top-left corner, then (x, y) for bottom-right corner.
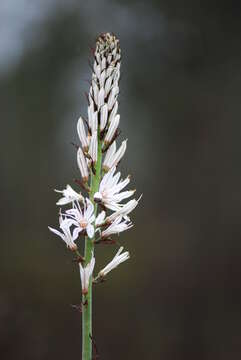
(1, 0), (241, 359)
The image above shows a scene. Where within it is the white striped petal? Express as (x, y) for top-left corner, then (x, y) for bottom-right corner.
(104, 115), (120, 144)
(77, 117), (89, 151)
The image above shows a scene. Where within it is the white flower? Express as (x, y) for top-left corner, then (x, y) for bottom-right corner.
(88, 131), (98, 164)
(77, 117), (89, 152)
(104, 75), (112, 96)
(107, 86), (119, 110)
(103, 140), (127, 171)
(104, 114), (120, 145)
(100, 104), (108, 131)
(77, 147), (89, 182)
(55, 185), (83, 206)
(91, 111), (98, 134)
(106, 198), (140, 223)
(94, 167), (134, 211)
(79, 253), (95, 294)
(99, 70), (106, 88)
(48, 215), (78, 251)
(103, 141), (116, 170)
(88, 102), (94, 130)
(98, 247), (130, 277)
(92, 80), (99, 105)
(108, 101), (118, 124)
(65, 199), (95, 238)
(98, 87), (105, 108)
(95, 210), (106, 226)
(102, 216), (133, 238)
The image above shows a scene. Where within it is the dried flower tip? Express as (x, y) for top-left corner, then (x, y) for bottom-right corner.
(79, 253), (95, 294)
(77, 117), (89, 152)
(98, 247), (130, 277)
(55, 185), (83, 206)
(77, 148), (89, 182)
(96, 33), (120, 59)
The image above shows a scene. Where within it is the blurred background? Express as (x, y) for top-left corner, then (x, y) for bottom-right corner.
(1, 0), (241, 359)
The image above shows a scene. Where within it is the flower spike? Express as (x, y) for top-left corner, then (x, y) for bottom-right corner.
(48, 33), (140, 356)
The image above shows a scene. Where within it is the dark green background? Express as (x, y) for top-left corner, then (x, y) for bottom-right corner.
(1, 1), (241, 359)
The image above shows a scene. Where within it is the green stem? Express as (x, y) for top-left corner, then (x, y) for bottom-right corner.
(82, 135), (102, 360)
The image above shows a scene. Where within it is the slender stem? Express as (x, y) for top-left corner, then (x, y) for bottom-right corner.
(82, 134), (102, 360)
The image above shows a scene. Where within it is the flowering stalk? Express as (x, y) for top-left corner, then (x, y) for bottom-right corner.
(82, 132), (102, 360)
(48, 33), (140, 360)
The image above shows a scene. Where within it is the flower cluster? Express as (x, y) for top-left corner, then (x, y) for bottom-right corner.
(48, 33), (140, 295)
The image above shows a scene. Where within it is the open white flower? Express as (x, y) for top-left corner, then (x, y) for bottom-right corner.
(106, 197), (141, 223)
(48, 215), (79, 251)
(65, 199), (95, 238)
(102, 216), (133, 238)
(98, 247), (130, 277)
(79, 253), (95, 294)
(94, 167), (134, 211)
(55, 185), (83, 206)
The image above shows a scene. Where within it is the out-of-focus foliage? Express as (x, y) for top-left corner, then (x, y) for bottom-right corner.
(1, 0), (241, 359)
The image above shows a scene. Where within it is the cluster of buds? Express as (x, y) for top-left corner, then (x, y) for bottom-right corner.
(48, 33), (140, 295)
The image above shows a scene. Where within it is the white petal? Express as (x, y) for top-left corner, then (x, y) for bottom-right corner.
(86, 224), (94, 238)
(72, 227), (82, 240)
(77, 117), (89, 150)
(98, 87), (105, 108)
(104, 115), (119, 144)
(100, 104), (108, 131)
(48, 226), (64, 240)
(85, 199), (94, 219)
(95, 211), (106, 226)
(56, 197), (72, 206)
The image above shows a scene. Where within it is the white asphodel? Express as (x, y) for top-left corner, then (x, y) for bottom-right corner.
(65, 199), (95, 238)
(48, 214), (78, 251)
(103, 140), (127, 171)
(102, 216), (133, 238)
(79, 254), (95, 294)
(98, 247), (130, 277)
(55, 185), (83, 206)
(94, 166), (135, 211)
